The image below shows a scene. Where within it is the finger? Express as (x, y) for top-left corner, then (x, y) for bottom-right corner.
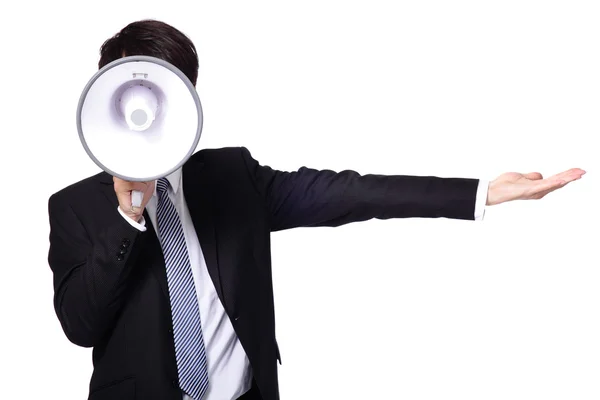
(531, 187), (554, 200)
(530, 179), (575, 199)
(130, 182), (150, 192)
(523, 172), (543, 180)
(547, 168), (586, 183)
(143, 181), (156, 202)
(527, 178), (567, 197)
(114, 180), (150, 193)
(529, 168), (585, 196)
(145, 180), (156, 194)
(113, 177), (131, 190)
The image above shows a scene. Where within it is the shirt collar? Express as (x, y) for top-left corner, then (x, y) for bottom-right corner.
(153, 168), (182, 197)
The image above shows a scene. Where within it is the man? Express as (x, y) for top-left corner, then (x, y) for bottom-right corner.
(47, 19), (585, 400)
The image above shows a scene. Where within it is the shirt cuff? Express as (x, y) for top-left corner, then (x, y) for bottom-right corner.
(474, 180), (488, 221)
(117, 206), (147, 232)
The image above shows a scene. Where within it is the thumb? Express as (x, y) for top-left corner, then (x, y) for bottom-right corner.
(522, 172), (543, 180)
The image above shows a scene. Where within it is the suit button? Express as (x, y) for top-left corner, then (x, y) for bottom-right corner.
(122, 239), (130, 246)
(168, 328), (173, 334)
(172, 379), (178, 388)
(117, 254), (125, 261)
(118, 248), (127, 255)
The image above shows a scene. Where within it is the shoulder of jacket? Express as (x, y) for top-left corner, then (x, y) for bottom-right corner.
(48, 172), (105, 207)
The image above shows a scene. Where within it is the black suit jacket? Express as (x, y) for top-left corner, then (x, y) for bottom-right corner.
(47, 147), (479, 400)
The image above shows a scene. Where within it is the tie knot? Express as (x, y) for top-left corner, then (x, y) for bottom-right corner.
(156, 177), (170, 196)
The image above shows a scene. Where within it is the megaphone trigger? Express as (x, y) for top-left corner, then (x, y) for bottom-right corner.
(131, 190), (144, 208)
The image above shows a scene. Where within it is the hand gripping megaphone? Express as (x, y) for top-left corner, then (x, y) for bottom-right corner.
(76, 55), (202, 208)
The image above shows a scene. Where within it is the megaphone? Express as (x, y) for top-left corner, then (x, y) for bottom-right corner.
(76, 55), (202, 208)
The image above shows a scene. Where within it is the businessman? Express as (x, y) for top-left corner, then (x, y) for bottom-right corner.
(47, 19), (585, 400)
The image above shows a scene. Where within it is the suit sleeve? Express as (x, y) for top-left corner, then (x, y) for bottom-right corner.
(240, 147), (480, 232)
(47, 193), (146, 347)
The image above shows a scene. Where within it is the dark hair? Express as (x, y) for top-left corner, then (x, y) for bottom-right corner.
(98, 20), (199, 85)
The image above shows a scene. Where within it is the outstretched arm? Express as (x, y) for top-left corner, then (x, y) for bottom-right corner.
(241, 147), (585, 232)
(241, 147), (482, 231)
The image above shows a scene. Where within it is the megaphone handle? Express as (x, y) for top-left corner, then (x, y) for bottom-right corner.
(131, 190), (144, 208)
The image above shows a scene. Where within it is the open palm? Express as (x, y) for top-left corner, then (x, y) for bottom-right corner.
(486, 168), (586, 206)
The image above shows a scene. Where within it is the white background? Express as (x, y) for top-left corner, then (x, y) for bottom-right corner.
(0, 1), (598, 399)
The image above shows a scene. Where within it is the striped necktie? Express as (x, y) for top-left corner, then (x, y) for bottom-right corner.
(156, 177), (209, 399)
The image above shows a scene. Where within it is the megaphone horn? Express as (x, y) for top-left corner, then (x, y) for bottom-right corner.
(76, 55), (203, 208)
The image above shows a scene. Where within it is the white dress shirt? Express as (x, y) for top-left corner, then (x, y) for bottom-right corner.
(117, 170), (489, 399)
(118, 169), (253, 400)
(474, 180), (488, 221)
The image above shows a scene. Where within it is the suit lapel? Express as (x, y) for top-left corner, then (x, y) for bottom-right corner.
(182, 160), (226, 306)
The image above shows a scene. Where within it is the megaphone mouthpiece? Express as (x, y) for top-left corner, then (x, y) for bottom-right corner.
(119, 84), (158, 131)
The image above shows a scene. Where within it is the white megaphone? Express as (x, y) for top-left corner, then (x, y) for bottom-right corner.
(76, 55), (202, 208)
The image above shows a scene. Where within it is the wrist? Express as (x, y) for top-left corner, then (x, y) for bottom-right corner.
(486, 179), (501, 206)
(117, 206), (147, 232)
